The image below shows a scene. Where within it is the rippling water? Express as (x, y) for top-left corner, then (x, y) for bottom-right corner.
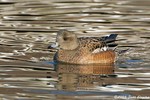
(0, 0), (150, 99)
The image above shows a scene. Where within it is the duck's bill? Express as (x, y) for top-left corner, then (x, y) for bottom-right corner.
(48, 42), (59, 49)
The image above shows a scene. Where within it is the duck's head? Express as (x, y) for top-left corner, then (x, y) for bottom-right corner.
(51, 30), (79, 50)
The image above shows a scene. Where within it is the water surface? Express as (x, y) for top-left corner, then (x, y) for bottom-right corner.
(0, 0), (150, 99)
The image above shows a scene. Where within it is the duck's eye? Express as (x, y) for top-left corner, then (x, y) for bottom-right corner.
(63, 37), (68, 41)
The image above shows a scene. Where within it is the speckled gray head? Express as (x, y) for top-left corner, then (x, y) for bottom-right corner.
(56, 30), (79, 50)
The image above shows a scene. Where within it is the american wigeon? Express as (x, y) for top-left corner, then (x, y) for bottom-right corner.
(50, 30), (118, 64)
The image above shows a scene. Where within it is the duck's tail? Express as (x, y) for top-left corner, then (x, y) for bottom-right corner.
(105, 34), (118, 43)
(102, 34), (118, 48)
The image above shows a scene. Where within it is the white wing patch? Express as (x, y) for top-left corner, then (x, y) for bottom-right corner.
(92, 46), (108, 53)
(100, 46), (108, 51)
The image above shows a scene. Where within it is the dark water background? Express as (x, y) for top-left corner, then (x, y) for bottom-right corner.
(0, 0), (150, 99)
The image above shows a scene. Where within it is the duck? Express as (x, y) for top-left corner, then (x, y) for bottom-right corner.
(50, 30), (118, 64)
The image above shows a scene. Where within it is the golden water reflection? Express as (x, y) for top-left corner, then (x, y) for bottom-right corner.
(56, 63), (115, 91)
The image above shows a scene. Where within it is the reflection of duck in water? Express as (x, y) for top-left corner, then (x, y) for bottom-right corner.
(56, 63), (114, 75)
(50, 30), (118, 64)
(56, 64), (115, 90)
